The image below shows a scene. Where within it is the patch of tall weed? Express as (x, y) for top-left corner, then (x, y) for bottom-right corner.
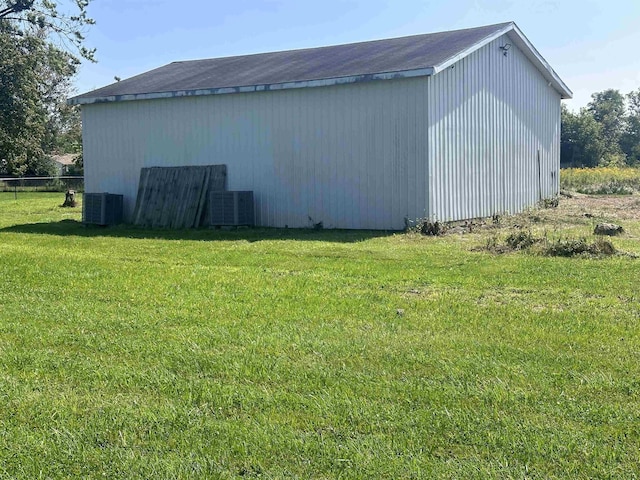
(481, 228), (628, 258)
(561, 167), (640, 194)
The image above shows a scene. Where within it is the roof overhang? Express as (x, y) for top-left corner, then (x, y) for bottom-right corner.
(68, 67), (435, 105)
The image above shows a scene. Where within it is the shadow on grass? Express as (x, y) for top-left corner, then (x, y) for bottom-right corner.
(0, 220), (397, 243)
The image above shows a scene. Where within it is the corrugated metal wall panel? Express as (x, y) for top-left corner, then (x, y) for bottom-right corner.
(427, 34), (561, 221)
(82, 77), (430, 230)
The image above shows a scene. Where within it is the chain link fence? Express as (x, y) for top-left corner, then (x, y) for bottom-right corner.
(0, 176), (84, 196)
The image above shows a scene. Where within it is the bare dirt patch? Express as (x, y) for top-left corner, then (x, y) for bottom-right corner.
(465, 194), (640, 257)
(554, 194), (640, 221)
(409, 194), (640, 241)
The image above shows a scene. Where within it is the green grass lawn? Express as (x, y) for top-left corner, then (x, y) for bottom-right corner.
(1, 192), (639, 479)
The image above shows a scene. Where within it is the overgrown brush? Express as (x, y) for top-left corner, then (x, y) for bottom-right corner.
(419, 220), (447, 236)
(505, 229), (539, 250)
(561, 167), (640, 194)
(575, 181), (634, 195)
(539, 196), (560, 208)
(542, 236), (617, 257)
(481, 228), (625, 258)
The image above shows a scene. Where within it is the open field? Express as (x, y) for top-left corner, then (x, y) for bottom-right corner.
(561, 167), (640, 195)
(0, 192), (639, 478)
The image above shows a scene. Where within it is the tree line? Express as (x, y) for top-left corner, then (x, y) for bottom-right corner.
(0, 0), (92, 178)
(561, 88), (640, 167)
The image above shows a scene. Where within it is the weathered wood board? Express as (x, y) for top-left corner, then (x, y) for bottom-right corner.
(132, 165), (227, 228)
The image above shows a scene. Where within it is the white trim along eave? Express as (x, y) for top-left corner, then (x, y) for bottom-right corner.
(67, 68), (435, 105)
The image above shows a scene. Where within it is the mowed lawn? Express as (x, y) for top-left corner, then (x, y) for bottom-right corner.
(0, 192), (639, 479)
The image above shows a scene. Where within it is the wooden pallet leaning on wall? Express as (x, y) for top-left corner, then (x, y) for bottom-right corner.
(132, 165), (227, 228)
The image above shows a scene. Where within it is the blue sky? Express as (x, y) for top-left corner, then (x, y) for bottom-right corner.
(75, 0), (640, 110)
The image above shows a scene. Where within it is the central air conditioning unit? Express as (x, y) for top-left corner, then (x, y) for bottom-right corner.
(209, 191), (254, 226)
(83, 193), (124, 225)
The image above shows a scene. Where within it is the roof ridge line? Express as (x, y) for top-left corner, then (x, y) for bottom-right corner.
(168, 22), (516, 65)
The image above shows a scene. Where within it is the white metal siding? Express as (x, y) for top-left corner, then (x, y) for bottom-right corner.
(82, 77), (430, 229)
(82, 35), (564, 230)
(427, 34), (561, 221)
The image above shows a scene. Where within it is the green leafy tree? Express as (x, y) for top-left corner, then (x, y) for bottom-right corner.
(47, 102), (82, 154)
(561, 104), (606, 168)
(0, 0), (93, 177)
(50, 101), (83, 175)
(587, 89), (626, 164)
(67, 151), (82, 176)
(27, 155), (57, 176)
(621, 88), (640, 165)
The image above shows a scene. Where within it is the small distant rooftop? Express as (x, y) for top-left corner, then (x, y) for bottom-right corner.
(51, 154), (76, 166)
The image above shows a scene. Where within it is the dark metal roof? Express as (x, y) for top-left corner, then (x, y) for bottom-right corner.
(72, 23), (515, 102)
(70, 22), (572, 104)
